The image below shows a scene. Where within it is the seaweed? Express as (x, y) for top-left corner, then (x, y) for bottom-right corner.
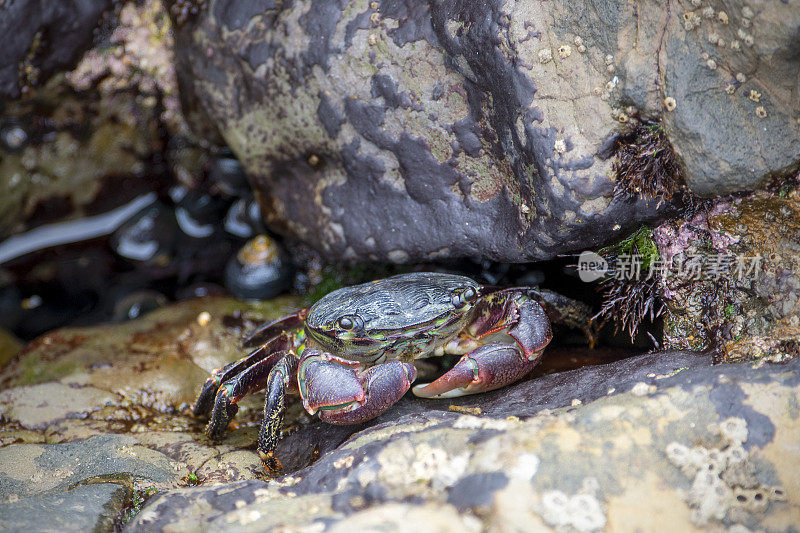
(592, 227), (665, 341)
(612, 123), (684, 206)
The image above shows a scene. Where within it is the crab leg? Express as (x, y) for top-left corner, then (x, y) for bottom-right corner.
(194, 334), (291, 418)
(413, 293), (552, 399)
(297, 351), (417, 425)
(204, 349), (290, 439)
(257, 353), (298, 470)
(242, 309), (307, 348)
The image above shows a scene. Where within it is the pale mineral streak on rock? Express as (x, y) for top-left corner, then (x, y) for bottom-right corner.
(327, 503), (482, 533)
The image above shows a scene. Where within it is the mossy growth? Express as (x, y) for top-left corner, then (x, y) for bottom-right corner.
(593, 226), (665, 341)
(599, 226), (660, 271)
(612, 122), (685, 204)
(117, 486), (160, 527)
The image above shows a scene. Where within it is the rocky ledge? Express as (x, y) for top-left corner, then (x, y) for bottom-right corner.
(0, 298), (797, 531)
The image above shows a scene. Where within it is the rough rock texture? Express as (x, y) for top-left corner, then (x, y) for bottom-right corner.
(0, 296), (307, 529)
(0, 0), (197, 241)
(0, 296), (797, 530)
(646, 0), (800, 195)
(0, 297), (304, 480)
(172, 0), (661, 263)
(655, 180), (800, 361)
(172, 0), (800, 263)
(127, 352), (800, 532)
(0, 482), (128, 532)
(0, 0), (111, 99)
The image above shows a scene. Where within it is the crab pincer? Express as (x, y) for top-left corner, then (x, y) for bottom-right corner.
(413, 294), (552, 398)
(297, 351), (417, 424)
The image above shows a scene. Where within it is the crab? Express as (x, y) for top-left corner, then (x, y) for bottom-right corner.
(193, 272), (552, 469)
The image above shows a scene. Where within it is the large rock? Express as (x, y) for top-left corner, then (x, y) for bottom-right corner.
(0, 295), (797, 530)
(171, 0), (661, 263)
(0, 482), (128, 532)
(642, 0), (800, 195)
(0, 296), (310, 529)
(0, 0), (111, 99)
(0, 297), (305, 483)
(127, 352), (800, 532)
(172, 0), (800, 263)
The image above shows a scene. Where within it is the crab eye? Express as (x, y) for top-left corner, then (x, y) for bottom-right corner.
(451, 286), (478, 308)
(337, 315), (363, 331)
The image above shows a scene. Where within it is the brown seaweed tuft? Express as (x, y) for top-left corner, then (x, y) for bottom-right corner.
(612, 123), (684, 205)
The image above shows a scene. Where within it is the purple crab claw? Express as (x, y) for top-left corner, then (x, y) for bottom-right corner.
(319, 361), (417, 425)
(297, 353), (365, 415)
(412, 343), (542, 399)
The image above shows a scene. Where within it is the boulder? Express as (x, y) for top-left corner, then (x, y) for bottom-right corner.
(127, 351), (800, 532)
(0, 296), (797, 530)
(171, 0), (800, 262)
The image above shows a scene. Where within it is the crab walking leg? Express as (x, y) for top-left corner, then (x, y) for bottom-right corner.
(297, 351), (417, 425)
(257, 353), (298, 469)
(242, 309), (308, 348)
(194, 334), (291, 417)
(204, 349), (290, 439)
(413, 293), (552, 399)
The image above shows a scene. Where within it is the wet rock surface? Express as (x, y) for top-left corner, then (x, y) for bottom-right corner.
(172, 0), (661, 263)
(0, 296), (304, 529)
(127, 352), (800, 532)
(656, 182), (800, 361)
(0, 482), (128, 532)
(1, 1), (799, 531)
(649, 0), (800, 195)
(0, 0), (179, 240)
(0, 297), (797, 531)
(172, 0), (799, 263)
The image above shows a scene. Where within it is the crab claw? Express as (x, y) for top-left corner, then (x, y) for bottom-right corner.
(509, 298), (553, 358)
(412, 344), (541, 399)
(298, 353), (365, 415)
(319, 361), (417, 425)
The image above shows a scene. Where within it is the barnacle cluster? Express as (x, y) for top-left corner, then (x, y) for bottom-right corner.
(666, 417), (787, 526)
